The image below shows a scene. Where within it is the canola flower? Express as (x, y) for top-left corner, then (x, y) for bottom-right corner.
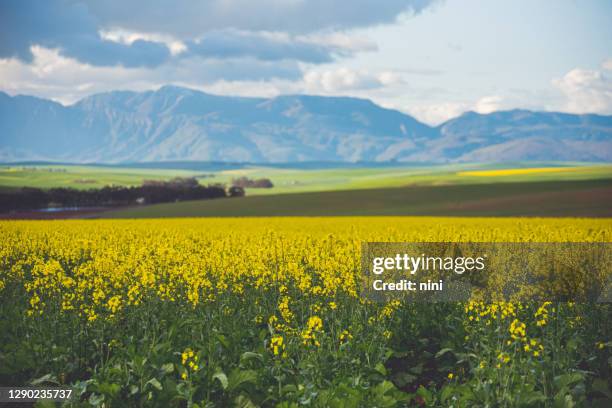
(301, 316), (324, 347)
(270, 335), (286, 357)
(0, 217), (610, 406)
(180, 348), (200, 380)
(339, 329), (353, 344)
(457, 167), (587, 177)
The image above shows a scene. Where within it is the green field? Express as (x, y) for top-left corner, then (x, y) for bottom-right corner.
(0, 164), (199, 190)
(3, 163), (610, 218)
(2, 162), (611, 195)
(202, 163), (612, 195)
(105, 178), (612, 218)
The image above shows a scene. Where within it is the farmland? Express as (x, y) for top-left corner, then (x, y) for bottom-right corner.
(1, 217), (610, 407)
(107, 179), (612, 218)
(1, 162), (611, 195)
(2, 163), (610, 219)
(0, 164), (198, 190)
(202, 163), (612, 196)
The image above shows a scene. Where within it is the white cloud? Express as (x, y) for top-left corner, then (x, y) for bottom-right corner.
(404, 102), (470, 125)
(552, 62), (612, 114)
(473, 95), (504, 114)
(200, 80), (287, 99)
(303, 68), (403, 93)
(99, 29), (187, 56)
(0, 47), (154, 103)
(1, 0), (435, 68)
(402, 95), (514, 124)
(0, 45), (405, 106)
(0, 46), (301, 104)
(298, 32), (378, 53)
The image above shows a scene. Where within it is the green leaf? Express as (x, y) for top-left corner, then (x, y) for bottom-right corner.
(281, 384), (298, 396)
(217, 334), (230, 349)
(30, 373), (59, 386)
(416, 386), (433, 404)
(71, 379), (93, 397)
(147, 378), (163, 391)
(373, 380), (396, 397)
(234, 395), (257, 408)
(523, 391), (547, 405)
(374, 362), (387, 376)
(435, 348), (454, 359)
(277, 402), (299, 408)
(228, 369), (258, 392)
(88, 393), (105, 406)
(240, 351), (264, 364)
(393, 372), (416, 388)
(554, 393), (576, 408)
(97, 382), (121, 397)
(554, 372), (584, 390)
(213, 371), (229, 390)
(161, 363), (174, 374)
(440, 385), (454, 403)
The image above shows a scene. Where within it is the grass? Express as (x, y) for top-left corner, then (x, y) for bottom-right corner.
(1, 162), (610, 195)
(105, 178), (612, 218)
(3, 163), (611, 218)
(198, 163), (612, 195)
(0, 164), (199, 190)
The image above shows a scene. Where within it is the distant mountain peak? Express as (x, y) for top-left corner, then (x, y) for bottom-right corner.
(156, 84), (200, 96)
(0, 88), (610, 164)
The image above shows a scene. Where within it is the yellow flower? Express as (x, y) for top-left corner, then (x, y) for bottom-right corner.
(307, 316), (323, 331)
(447, 373), (454, 379)
(509, 319), (526, 340)
(270, 335), (285, 356)
(339, 329), (353, 344)
(497, 352), (510, 364)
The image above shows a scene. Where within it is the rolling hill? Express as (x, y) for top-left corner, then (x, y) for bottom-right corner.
(1, 86), (611, 163)
(104, 179), (612, 218)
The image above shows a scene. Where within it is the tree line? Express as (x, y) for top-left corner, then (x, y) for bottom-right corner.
(231, 176), (274, 188)
(0, 177), (231, 212)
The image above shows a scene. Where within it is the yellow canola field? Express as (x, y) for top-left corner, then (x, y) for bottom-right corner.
(0, 217), (610, 407)
(457, 167), (589, 177)
(1, 217), (609, 319)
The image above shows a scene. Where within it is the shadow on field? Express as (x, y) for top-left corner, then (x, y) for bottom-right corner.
(103, 179), (612, 218)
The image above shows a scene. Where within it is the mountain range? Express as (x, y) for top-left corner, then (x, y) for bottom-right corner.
(1, 85), (611, 163)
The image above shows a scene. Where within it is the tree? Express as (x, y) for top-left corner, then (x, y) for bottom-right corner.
(227, 186), (245, 197)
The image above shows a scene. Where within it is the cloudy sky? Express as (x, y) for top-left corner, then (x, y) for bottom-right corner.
(1, 0), (611, 124)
